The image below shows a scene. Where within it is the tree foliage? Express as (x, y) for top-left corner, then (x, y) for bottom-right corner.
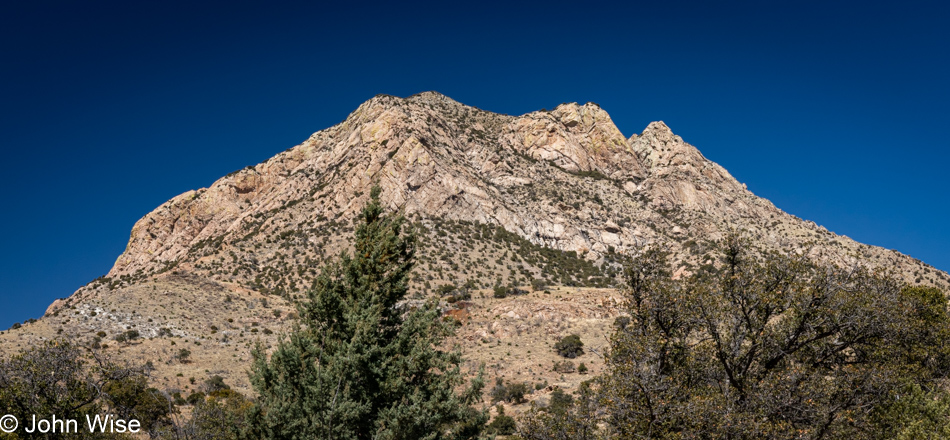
(601, 234), (950, 439)
(248, 186), (487, 440)
(486, 405), (516, 435)
(156, 389), (253, 440)
(0, 340), (172, 439)
(519, 234), (950, 439)
(518, 381), (601, 440)
(103, 375), (175, 435)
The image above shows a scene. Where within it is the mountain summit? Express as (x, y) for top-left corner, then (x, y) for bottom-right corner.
(104, 92), (939, 286)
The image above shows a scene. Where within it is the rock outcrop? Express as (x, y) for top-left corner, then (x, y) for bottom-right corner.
(96, 92), (945, 293)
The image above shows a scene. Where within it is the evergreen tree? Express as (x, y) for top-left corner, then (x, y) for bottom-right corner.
(249, 185), (486, 440)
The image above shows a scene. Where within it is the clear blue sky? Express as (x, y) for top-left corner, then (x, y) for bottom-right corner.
(1, 0), (948, 329)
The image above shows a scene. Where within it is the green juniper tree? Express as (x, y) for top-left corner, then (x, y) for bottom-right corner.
(249, 185), (487, 440)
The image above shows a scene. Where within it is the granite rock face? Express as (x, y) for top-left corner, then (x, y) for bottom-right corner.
(99, 91), (942, 291)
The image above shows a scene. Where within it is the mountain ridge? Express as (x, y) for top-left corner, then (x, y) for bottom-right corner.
(104, 92), (935, 283)
(57, 91), (948, 308)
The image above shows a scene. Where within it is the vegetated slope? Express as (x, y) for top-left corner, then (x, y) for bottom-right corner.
(2, 92), (947, 399)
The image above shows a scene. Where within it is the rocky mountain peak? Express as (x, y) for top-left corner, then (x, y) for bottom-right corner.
(405, 90), (459, 105)
(643, 120), (674, 134)
(60, 92), (946, 300)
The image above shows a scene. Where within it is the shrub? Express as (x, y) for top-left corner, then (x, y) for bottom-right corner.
(102, 375), (173, 434)
(554, 334), (584, 358)
(490, 378), (529, 404)
(531, 278), (547, 291)
(160, 389), (252, 439)
(176, 348), (191, 363)
(548, 388), (574, 414)
(204, 375), (230, 394)
(553, 360), (575, 374)
(487, 405), (517, 435)
(172, 392), (186, 406)
(517, 381), (599, 440)
(187, 391), (206, 405)
(115, 330), (140, 343)
(493, 285), (509, 298)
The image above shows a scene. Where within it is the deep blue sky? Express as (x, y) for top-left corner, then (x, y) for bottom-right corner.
(1, 1), (948, 329)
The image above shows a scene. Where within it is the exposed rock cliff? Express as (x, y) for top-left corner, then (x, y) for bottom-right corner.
(98, 91), (943, 294)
